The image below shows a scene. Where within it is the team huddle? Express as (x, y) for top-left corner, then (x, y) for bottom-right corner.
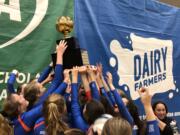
(0, 40), (179, 135)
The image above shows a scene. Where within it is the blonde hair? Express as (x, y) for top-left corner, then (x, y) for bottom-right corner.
(0, 114), (13, 135)
(102, 117), (132, 135)
(43, 94), (69, 135)
(64, 128), (85, 135)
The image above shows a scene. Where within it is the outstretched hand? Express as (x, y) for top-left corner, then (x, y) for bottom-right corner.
(12, 69), (19, 77)
(56, 40), (68, 64)
(56, 40), (68, 56)
(138, 87), (158, 123)
(78, 66), (87, 74)
(96, 63), (103, 75)
(138, 87), (152, 107)
(106, 71), (113, 85)
(106, 71), (115, 90)
(63, 69), (70, 83)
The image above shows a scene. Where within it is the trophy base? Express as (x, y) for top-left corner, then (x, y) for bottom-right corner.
(52, 37), (84, 69)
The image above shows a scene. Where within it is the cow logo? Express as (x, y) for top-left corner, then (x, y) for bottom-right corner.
(109, 33), (176, 100)
(0, 0), (48, 48)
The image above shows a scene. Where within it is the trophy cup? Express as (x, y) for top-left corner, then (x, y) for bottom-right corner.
(51, 16), (89, 69)
(56, 16), (73, 38)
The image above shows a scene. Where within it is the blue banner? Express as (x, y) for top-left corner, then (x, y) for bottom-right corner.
(74, 0), (180, 126)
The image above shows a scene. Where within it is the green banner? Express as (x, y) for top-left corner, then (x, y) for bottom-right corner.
(0, 0), (74, 110)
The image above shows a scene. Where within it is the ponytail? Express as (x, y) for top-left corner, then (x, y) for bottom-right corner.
(43, 94), (69, 135)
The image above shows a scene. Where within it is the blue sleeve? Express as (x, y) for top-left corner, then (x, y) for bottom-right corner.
(34, 124), (45, 135)
(14, 105), (43, 135)
(20, 105), (43, 128)
(147, 120), (160, 135)
(112, 90), (134, 125)
(100, 87), (113, 106)
(34, 117), (45, 135)
(107, 91), (116, 106)
(37, 66), (52, 83)
(35, 64), (63, 106)
(53, 82), (67, 95)
(64, 92), (71, 102)
(71, 83), (89, 131)
(64, 93), (71, 114)
(7, 73), (16, 93)
(89, 81), (100, 100)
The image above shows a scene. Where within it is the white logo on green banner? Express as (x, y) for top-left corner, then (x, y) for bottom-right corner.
(0, 0), (48, 48)
(0, 0), (21, 21)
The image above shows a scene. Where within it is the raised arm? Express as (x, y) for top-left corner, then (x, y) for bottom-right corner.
(53, 69), (70, 95)
(106, 71), (134, 125)
(71, 67), (89, 131)
(40, 72), (54, 87)
(96, 63), (115, 106)
(96, 63), (110, 92)
(138, 88), (160, 135)
(64, 81), (71, 114)
(51, 40), (68, 85)
(36, 40), (67, 105)
(96, 65), (112, 106)
(79, 66), (92, 100)
(7, 70), (18, 93)
(37, 62), (53, 84)
(87, 65), (100, 100)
